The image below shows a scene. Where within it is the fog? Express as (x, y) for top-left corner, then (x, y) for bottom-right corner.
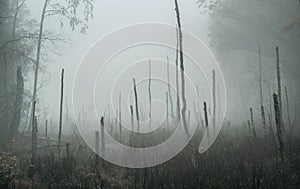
(25, 0), (211, 129)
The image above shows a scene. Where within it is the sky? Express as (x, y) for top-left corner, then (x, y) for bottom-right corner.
(25, 0), (212, 127)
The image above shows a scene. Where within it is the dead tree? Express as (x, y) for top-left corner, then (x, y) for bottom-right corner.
(284, 87), (292, 130)
(58, 69), (64, 144)
(9, 66), (24, 140)
(167, 56), (174, 122)
(30, 0), (49, 134)
(284, 86), (293, 155)
(273, 93), (284, 162)
(203, 102), (209, 134)
(174, 0), (189, 137)
(250, 108), (257, 139)
(258, 45), (267, 138)
(31, 100), (37, 165)
(175, 27), (181, 123)
(148, 59), (152, 126)
(133, 78), (140, 132)
(247, 120), (251, 132)
(130, 105), (135, 131)
(212, 70), (216, 134)
(166, 91), (169, 127)
(203, 102), (208, 128)
(100, 116), (105, 157)
(275, 46), (284, 131)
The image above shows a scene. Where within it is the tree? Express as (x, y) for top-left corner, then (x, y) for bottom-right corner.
(174, 0), (189, 137)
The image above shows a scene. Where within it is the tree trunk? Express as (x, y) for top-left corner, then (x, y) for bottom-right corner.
(175, 27), (180, 122)
(273, 93), (284, 162)
(212, 70), (216, 134)
(148, 59), (152, 126)
(250, 108), (257, 139)
(58, 69), (64, 143)
(167, 56), (174, 122)
(9, 66), (24, 140)
(166, 91), (169, 127)
(31, 101), (37, 164)
(100, 116), (105, 159)
(275, 46), (284, 131)
(30, 0), (49, 133)
(258, 45), (267, 138)
(174, 0), (189, 137)
(133, 78), (140, 132)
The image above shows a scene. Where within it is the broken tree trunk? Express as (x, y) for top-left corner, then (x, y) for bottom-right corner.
(273, 93), (285, 162)
(133, 78), (140, 132)
(250, 108), (257, 139)
(31, 100), (37, 165)
(275, 47), (284, 131)
(175, 27), (180, 123)
(258, 45), (267, 138)
(167, 56), (174, 122)
(130, 105), (134, 131)
(174, 0), (189, 137)
(148, 59), (152, 126)
(212, 70), (216, 134)
(100, 116), (105, 157)
(166, 91), (169, 127)
(9, 66), (24, 140)
(58, 69), (64, 144)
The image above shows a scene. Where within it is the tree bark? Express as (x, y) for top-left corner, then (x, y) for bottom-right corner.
(58, 69), (64, 143)
(174, 0), (189, 137)
(30, 0), (49, 133)
(167, 56), (174, 122)
(258, 45), (267, 138)
(273, 93), (284, 162)
(9, 66), (24, 140)
(133, 78), (140, 132)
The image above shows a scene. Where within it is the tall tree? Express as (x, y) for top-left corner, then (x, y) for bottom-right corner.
(258, 45), (267, 137)
(174, 0), (189, 137)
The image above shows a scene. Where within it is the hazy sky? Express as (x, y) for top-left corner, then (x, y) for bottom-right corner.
(25, 1), (210, 124)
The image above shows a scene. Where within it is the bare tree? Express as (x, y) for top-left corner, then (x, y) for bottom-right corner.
(9, 66), (24, 140)
(275, 46), (284, 131)
(174, 0), (189, 137)
(212, 70), (216, 134)
(175, 27), (180, 122)
(167, 56), (174, 122)
(130, 105), (134, 131)
(258, 45), (267, 138)
(58, 69), (64, 144)
(250, 107), (257, 139)
(133, 78), (140, 132)
(100, 116), (105, 158)
(166, 91), (169, 127)
(148, 59), (152, 127)
(273, 93), (284, 162)
(203, 101), (209, 137)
